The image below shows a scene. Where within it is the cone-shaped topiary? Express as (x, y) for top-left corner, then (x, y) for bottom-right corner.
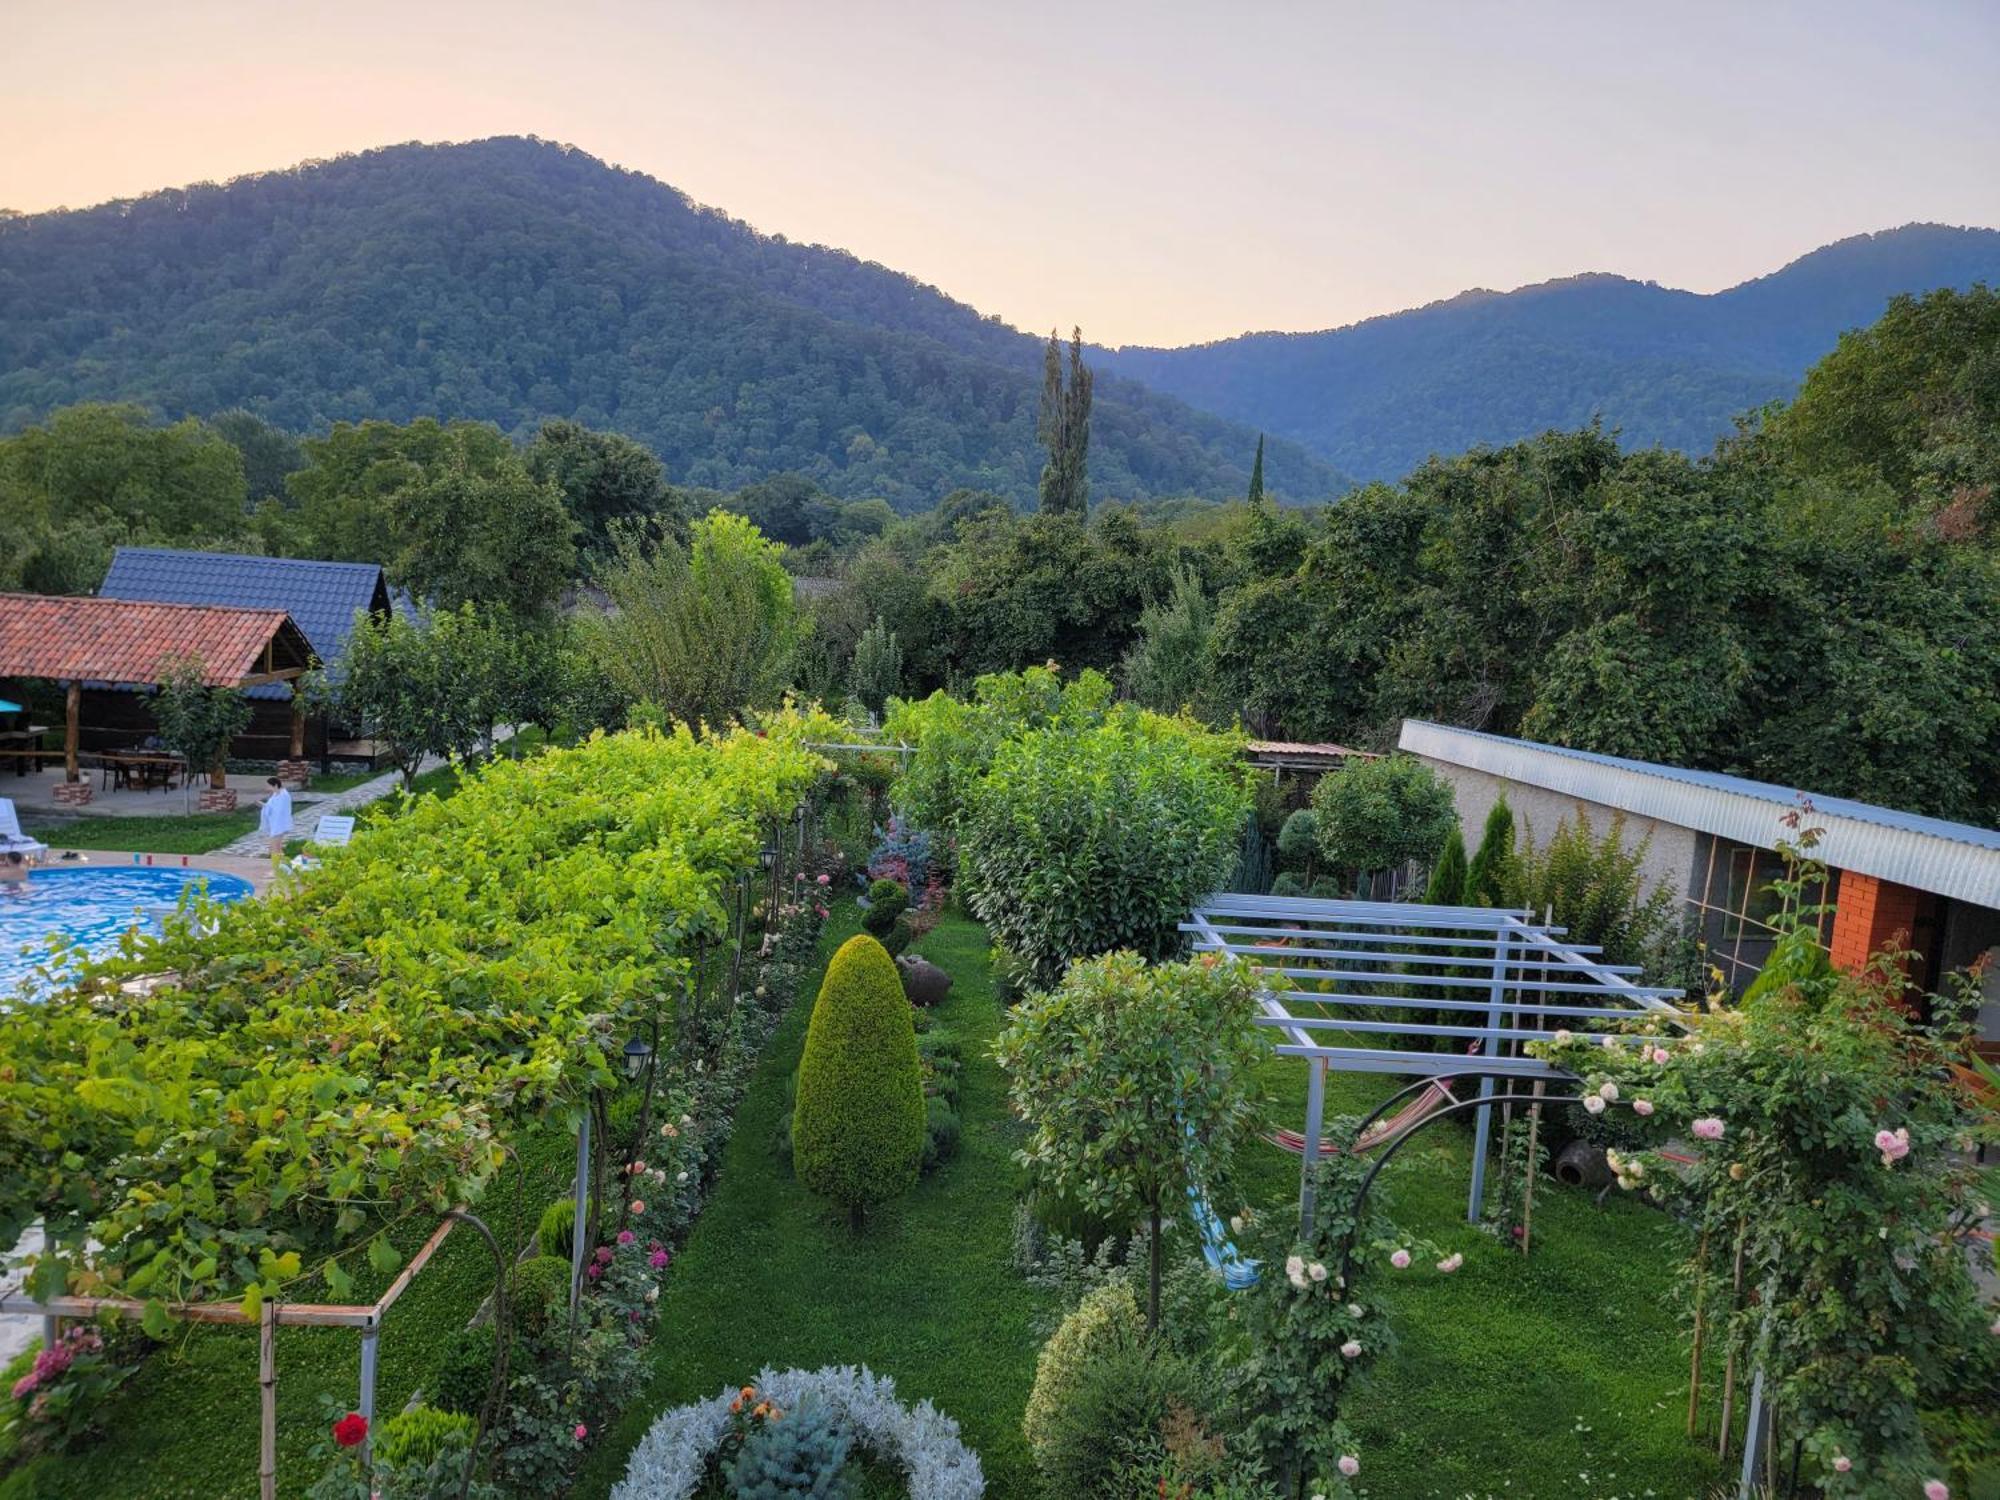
(792, 934), (926, 1229)
(1465, 793), (1515, 906)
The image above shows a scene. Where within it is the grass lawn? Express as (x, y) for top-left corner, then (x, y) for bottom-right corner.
(22, 809), (259, 854)
(4, 1130), (577, 1500)
(574, 905), (1051, 1499)
(1232, 1052), (1723, 1499)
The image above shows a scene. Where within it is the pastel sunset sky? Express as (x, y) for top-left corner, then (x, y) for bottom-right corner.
(8, 0), (1998, 345)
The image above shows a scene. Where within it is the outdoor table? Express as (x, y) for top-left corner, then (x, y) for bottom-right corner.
(0, 725), (50, 777)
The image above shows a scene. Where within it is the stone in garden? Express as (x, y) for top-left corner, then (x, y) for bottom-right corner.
(897, 954), (953, 1007)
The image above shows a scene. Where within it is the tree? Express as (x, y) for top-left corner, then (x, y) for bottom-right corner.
(961, 715), (1249, 987)
(1037, 327), (1093, 516)
(150, 654), (253, 796)
(582, 511), (797, 730)
(791, 934), (925, 1229)
(338, 604), (509, 788)
(995, 951), (1265, 1330)
(0, 404), (248, 592)
(525, 419), (679, 555)
(1310, 754), (1457, 895)
(1119, 561), (1219, 720)
(1463, 794), (1514, 906)
(1422, 824), (1468, 905)
(1247, 434), (1266, 507)
(209, 409), (304, 506)
(288, 419), (576, 619)
(848, 616), (902, 719)
(1504, 808), (1676, 968)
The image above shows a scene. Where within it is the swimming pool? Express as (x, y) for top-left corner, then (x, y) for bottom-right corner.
(0, 865), (255, 998)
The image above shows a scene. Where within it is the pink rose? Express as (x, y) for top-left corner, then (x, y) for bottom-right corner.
(1338, 1454), (1360, 1476)
(1651, 1047), (1670, 1065)
(1874, 1127), (1910, 1165)
(1924, 1482), (1949, 1500)
(1691, 1117), (1725, 1141)
(617, 1229), (635, 1245)
(1632, 1098), (1654, 1116)
(1831, 1456), (1851, 1473)
(1389, 1249), (1411, 1269)
(1582, 1094), (1606, 1115)
(574, 1423), (588, 1441)
(816, 873), (831, 886)
(630, 1200), (646, 1215)
(650, 1248), (669, 1269)
(1340, 1339), (1362, 1358)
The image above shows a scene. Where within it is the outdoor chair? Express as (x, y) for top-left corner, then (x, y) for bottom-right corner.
(0, 797), (49, 861)
(290, 814), (357, 870)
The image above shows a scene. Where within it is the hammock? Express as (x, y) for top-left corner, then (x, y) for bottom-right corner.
(1267, 1075), (1459, 1158)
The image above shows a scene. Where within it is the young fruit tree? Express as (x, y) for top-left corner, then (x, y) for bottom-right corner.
(996, 950), (1265, 1331)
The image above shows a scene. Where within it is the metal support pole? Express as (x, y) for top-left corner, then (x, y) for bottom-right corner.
(41, 1313), (59, 1355)
(357, 1320), (380, 1465)
(1736, 1367), (1767, 1500)
(568, 1112), (591, 1313)
(1299, 1056), (1326, 1234)
(1467, 926), (1512, 1223)
(258, 1299), (278, 1500)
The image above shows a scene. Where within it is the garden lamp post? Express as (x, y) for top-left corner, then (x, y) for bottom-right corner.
(623, 1034), (654, 1081)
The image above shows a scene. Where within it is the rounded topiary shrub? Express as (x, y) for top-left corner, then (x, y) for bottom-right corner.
(861, 879), (910, 940)
(432, 1322), (496, 1416)
(507, 1254), (574, 1338)
(1268, 871), (1306, 898)
(536, 1196), (594, 1262)
(375, 1403), (476, 1467)
(792, 934), (926, 1228)
(1021, 1281), (1142, 1466)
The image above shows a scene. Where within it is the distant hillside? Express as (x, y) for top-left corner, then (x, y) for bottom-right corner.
(0, 137), (1345, 508)
(1098, 225), (2000, 481)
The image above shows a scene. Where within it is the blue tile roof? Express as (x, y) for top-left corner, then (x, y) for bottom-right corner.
(100, 547), (390, 697)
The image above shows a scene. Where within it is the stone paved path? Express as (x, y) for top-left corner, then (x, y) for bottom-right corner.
(216, 755), (444, 856)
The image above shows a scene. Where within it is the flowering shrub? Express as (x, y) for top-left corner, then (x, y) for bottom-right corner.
(1533, 930), (1997, 1495)
(1221, 1149), (1444, 1498)
(2, 1323), (135, 1455)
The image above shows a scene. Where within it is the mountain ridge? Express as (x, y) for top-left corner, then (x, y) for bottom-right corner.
(0, 136), (1345, 508)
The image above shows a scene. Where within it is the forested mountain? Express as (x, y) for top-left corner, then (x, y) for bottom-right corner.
(0, 137), (1343, 508)
(1098, 225), (2000, 481)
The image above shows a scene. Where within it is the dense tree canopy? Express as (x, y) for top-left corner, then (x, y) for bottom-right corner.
(0, 137), (1343, 508)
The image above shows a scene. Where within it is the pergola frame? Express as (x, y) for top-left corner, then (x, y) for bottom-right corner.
(1184, 892), (1688, 1224)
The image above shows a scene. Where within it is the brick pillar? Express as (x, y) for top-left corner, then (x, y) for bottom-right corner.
(1828, 870), (1922, 973)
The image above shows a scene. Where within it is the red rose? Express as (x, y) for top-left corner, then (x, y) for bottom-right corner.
(332, 1411), (369, 1447)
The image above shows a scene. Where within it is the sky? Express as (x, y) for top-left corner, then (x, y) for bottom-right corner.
(6, 0), (1999, 347)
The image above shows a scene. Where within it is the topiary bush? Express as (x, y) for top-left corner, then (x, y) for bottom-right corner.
(1021, 1281), (1143, 1467)
(860, 879), (909, 942)
(723, 1395), (857, 1498)
(1274, 807), (1319, 877)
(536, 1197), (595, 1262)
(791, 935), (926, 1228)
(374, 1404), (477, 1468)
(507, 1255), (574, 1339)
(1268, 872), (1305, 899)
(1309, 753), (1457, 893)
(432, 1323), (497, 1416)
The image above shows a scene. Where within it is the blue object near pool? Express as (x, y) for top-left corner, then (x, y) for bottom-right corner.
(0, 866), (254, 998)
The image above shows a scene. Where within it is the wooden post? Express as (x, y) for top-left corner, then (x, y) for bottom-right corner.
(289, 695), (306, 759)
(1717, 1228), (1746, 1461)
(258, 1298), (278, 1500)
(1520, 1082), (1544, 1255)
(63, 681), (80, 783)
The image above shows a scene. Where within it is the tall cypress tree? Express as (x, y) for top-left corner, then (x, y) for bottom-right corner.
(1465, 794), (1516, 906)
(1037, 327), (1093, 515)
(1422, 824), (1468, 905)
(1247, 434), (1266, 507)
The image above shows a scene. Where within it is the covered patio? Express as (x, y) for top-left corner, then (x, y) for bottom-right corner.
(0, 593), (313, 808)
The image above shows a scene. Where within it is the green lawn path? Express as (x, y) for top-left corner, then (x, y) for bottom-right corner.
(576, 906), (1050, 1499)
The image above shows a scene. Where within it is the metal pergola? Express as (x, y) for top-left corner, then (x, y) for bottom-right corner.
(1185, 892), (1689, 1224)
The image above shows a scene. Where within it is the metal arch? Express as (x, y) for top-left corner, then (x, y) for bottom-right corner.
(1332, 1086), (1584, 1287)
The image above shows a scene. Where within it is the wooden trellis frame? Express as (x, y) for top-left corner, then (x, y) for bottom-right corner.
(0, 1206), (488, 1499)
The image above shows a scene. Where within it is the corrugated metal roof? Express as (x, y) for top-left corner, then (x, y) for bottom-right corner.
(101, 548), (389, 695)
(1244, 739), (1375, 762)
(0, 593), (312, 687)
(1399, 719), (2000, 909)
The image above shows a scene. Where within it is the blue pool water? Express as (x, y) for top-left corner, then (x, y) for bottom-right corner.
(0, 866), (254, 998)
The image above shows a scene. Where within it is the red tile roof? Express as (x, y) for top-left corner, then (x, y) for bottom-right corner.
(0, 593), (313, 687)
